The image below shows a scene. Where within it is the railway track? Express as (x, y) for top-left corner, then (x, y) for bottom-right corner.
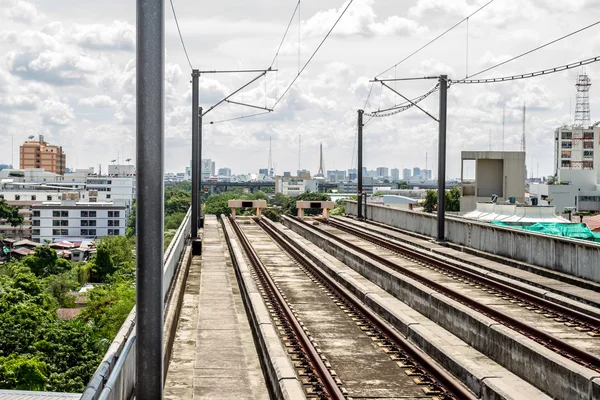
(287, 215), (600, 374)
(227, 216), (477, 400)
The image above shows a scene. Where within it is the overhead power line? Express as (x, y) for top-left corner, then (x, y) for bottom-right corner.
(273, 0), (356, 108)
(204, 111), (272, 125)
(375, 0), (495, 78)
(270, 1), (301, 68)
(467, 20), (600, 79)
(453, 55), (600, 84)
(169, 0), (193, 70)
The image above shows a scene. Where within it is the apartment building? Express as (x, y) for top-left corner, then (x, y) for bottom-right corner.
(32, 200), (126, 242)
(20, 135), (66, 175)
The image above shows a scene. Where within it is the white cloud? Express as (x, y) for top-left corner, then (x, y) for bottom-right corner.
(41, 99), (75, 125)
(5, 0), (42, 24)
(79, 95), (118, 108)
(71, 21), (135, 51)
(303, 0), (427, 38)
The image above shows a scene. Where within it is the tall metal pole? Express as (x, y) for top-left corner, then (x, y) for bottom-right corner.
(136, 0), (164, 397)
(437, 75), (448, 242)
(198, 107), (203, 227)
(191, 70), (200, 238)
(357, 109), (364, 219)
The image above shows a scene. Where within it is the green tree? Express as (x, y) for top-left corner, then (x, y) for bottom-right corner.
(422, 188), (461, 213)
(22, 247), (70, 278)
(0, 354), (48, 390)
(89, 236), (135, 282)
(262, 208), (284, 222)
(0, 199), (24, 227)
(398, 181), (409, 189)
(281, 192), (331, 216)
(126, 200), (136, 237)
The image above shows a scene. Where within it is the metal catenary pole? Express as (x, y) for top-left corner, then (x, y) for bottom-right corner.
(357, 109), (364, 219)
(198, 107), (204, 227)
(191, 70), (200, 238)
(437, 75), (448, 242)
(136, 0), (164, 397)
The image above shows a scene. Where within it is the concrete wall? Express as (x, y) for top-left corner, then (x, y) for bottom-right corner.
(346, 201), (600, 283)
(476, 159), (503, 197)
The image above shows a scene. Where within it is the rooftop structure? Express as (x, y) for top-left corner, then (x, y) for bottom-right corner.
(460, 151), (526, 212)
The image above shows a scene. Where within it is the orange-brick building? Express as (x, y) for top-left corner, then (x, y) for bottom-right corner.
(20, 135), (67, 175)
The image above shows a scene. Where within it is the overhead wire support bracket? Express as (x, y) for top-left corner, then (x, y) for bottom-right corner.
(202, 71), (268, 116)
(225, 99), (273, 112)
(371, 76), (439, 83)
(379, 82), (439, 122)
(198, 68), (277, 74)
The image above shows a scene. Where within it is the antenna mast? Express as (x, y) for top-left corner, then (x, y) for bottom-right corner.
(268, 135), (273, 176)
(575, 73), (591, 127)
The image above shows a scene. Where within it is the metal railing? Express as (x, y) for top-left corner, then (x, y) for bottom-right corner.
(81, 208), (191, 400)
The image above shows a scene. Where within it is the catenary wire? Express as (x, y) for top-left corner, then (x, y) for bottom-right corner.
(169, 0), (193, 70)
(270, 1), (301, 68)
(273, 0), (356, 108)
(453, 55), (600, 84)
(204, 111), (272, 125)
(375, 0), (495, 78)
(466, 20), (600, 79)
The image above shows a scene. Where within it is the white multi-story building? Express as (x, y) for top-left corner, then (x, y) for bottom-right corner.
(275, 176), (319, 196)
(530, 124), (600, 212)
(391, 168), (400, 182)
(0, 168), (135, 239)
(32, 200), (126, 242)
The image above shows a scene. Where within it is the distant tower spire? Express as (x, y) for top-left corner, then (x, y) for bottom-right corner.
(521, 102), (526, 152)
(268, 135), (273, 176)
(316, 142), (325, 177)
(575, 73), (591, 127)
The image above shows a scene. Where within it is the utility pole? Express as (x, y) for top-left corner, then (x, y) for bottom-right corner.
(357, 109), (364, 219)
(437, 75), (448, 242)
(191, 70), (200, 238)
(136, 0), (164, 397)
(198, 107), (203, 227)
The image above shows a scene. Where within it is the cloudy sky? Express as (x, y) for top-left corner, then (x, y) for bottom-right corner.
(1, 0), (599, 178)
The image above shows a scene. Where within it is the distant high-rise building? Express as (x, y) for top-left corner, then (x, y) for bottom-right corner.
(297, 169), (311, 179)
(412, 167), (421, 179)
(201, 159), (213, 180)
(211, 161), (216, 176)
(218, 167), (231, 176)
(391, 168), (400, 182)
(326, 170), (346, 183)
(376, 167), (389, 177)
(402, 168), (411, 181)
(258, 168), (269, 175)
(20, 135), (66, 175)
(422, 169), (432, 180)
(283, 171), (291, 177)
(348, 168), (357, 181)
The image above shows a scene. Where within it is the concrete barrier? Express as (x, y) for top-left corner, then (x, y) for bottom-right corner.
(284, 217), (600, 400)
(345, 201), (600, 283)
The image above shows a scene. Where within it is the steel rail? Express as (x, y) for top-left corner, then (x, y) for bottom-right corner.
(229, 216), (345, 400)
(328, 218), (600, 330)
(287, 216), (600, 373)
(258, 217), (477, 400)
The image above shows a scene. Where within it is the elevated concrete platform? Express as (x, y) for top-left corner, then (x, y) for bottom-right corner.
(164, 216), (269, 400)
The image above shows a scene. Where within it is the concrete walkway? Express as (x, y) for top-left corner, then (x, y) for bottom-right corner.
(164, 216), (269, 400)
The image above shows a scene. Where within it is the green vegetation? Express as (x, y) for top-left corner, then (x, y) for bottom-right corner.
(203, 190), (267, 216)
(0, 236), (137, 392)
(422, 187), (461, 213)
(0, 199), (23, 227)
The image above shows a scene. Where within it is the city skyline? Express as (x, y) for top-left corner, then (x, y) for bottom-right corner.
(1, 1), (599, 179)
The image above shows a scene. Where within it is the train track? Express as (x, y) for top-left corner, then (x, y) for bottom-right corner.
(287, 215), (600, 373)
(254, 217), (477, 400)
(228, 216), (477, 400)
(227, 216), (345, 399)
